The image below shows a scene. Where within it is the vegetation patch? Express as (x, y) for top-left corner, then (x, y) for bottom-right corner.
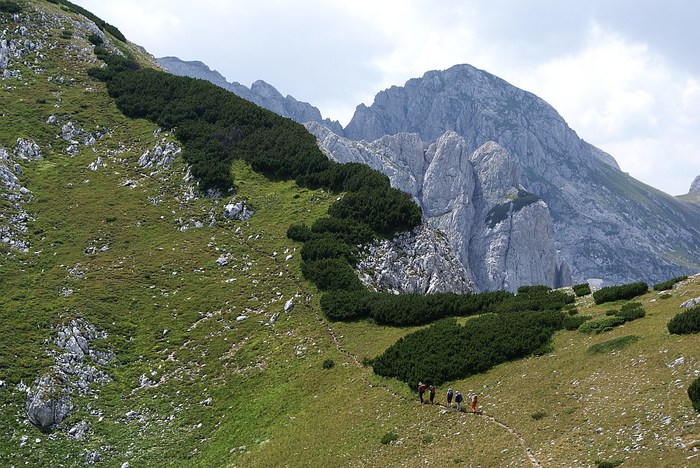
(667, 305), (700, 335)
(605, 302), (645, 322)
(531, 411), (547, 420)
(587, 335), (640, 354)
(689, 376), (700, 412)
(595, 460), (623, 468)
(593, 281), (648, 304)
(370, 311), (565, 387)
(380, 431), (399, 445)
(0, 1), (20, 13)
(572, 282), (591, 296)
(653, 275), (687, 291)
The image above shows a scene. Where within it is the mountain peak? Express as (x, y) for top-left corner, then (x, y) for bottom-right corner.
(691, 175), (700, 194)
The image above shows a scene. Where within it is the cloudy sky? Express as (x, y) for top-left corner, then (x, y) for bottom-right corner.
(73, 0), (700, 196)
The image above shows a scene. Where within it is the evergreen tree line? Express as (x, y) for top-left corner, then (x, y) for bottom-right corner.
(593, 281), (648, 304)
(319, 285), (573, 326)
(653, 276), (688, 291)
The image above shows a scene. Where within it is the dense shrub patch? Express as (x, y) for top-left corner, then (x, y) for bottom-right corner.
(653, 275), (688, 291)
(605, 302), (645, 322)
(563, 315), (590, 330)
(371, 311), (565, 388)
(0, 1), (20, 13)
(572, 283), (591, 296)
(593, 282), (648, 305)
(320, 286), (573, 326)
(689, 376), (700, 412)
(667, 306), (700, 335)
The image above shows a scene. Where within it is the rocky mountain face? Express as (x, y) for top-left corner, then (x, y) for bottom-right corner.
(691, 176), (700, 194)
(332, 64), (700, 287)
(156, 56), (343, 134)
(309, 123), (570, 292)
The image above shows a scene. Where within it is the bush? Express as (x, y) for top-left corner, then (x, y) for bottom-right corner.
(563, 315), (590, 330)
(381, 431), (399, 444)
(531, 411), (547, 420)
(0, 1), (20, 13)
(578, 316), (625, 334)
(371, 311), (565, 387)
(301, 258), (364, 291)
(608, 302), (645, 322)
(322, 358), (334, 369)
(286, 223), (313, 242)
(688, 376), (700, 412)
(653, 275), (687, 291)
(587, 335), (639, 354)
(593, 281), (648, 305)
(300, 235), (356, 264)
(320, 290), (373, 321)
(87, 33), (103, 45)
(572, 283), (591, 296)
(667, 305), (700, 335)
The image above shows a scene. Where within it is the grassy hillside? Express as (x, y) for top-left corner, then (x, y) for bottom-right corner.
(0, 1), (698, 467)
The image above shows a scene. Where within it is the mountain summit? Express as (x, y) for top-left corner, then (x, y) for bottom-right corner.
(330, 64), (700, 288)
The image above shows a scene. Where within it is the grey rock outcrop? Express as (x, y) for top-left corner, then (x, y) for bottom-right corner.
(156, 56), (343, 134)
(26, 375), (74, 428)
(0, 39), (9, 70)
(690, 176), (700, 194)
(223, 199), (253, 221)
(26, 320), (113, 429)
(357, 224), (475, 293)
(309, 122), (568, 291)
(342, 64), (700, 286)
(138, 138), (181, 170)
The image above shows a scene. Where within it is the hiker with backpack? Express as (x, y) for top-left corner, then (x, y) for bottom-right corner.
(429, 385), (436, 404)
(446, 388), (453, 407)
(455, 391), (463, 411)
(471, 393), (478, 413)
(418, 382), (426, 403)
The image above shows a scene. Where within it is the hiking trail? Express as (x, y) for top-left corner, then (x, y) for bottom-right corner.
(315, 311), (542, 467)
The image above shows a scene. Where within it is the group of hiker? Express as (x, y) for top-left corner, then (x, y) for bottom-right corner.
(417, 382), (478, 412)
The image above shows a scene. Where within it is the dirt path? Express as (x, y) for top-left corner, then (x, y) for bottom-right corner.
(315, 311), (542, 467)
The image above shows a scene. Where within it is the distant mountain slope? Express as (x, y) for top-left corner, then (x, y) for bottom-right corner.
(337, 64), (700, 286)
(157, 56), (344, 134)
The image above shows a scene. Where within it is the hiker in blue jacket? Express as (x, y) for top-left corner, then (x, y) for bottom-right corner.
(446, 388), (453, 407)
(455, 391), (463, 411)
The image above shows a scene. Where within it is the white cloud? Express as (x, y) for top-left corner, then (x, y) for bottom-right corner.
(518, 23), (700, 195)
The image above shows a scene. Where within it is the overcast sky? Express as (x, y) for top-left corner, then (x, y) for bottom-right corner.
(73, 0), (700, 196)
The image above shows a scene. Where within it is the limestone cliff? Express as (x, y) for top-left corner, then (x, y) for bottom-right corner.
(309, 123), (569, 292)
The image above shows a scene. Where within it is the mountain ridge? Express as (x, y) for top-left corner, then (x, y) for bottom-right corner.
(156, 56), (344, 134)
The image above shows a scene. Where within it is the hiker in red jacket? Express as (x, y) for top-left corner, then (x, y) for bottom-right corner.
(418, 382), (426, 403)
(471, 393), (478, 412)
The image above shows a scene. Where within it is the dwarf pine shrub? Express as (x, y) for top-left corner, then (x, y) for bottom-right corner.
(688, 376), (700, 412)
(667, 305), (700, 334)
